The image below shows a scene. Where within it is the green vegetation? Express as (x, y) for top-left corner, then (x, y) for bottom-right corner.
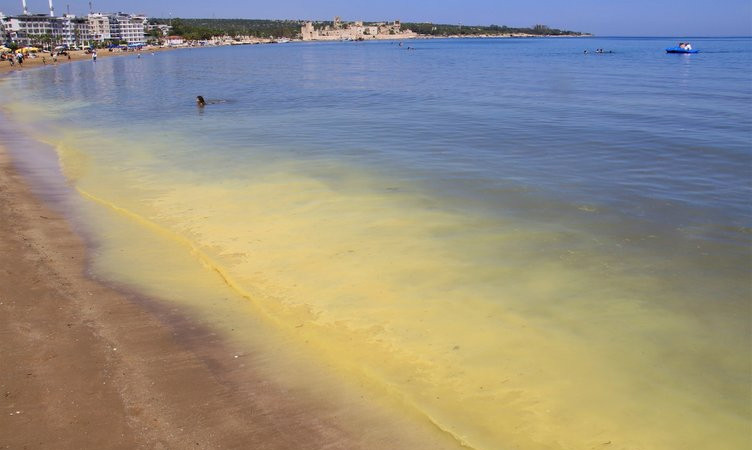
(402, 23), (587, 36)
(150, 18), (306, 39)
(150, 18), (588, 40)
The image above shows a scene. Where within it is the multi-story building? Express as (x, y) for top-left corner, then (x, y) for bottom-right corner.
(71, 16), (93, 47)
(1, 13), (94, 48)
(3, 14), (55, 46)
(107, 13), (146, 43)
(0, 7), (146, 48)
(57, 14), (75, 46)
(88, 12), (146, 44)
(146, 23), (171, 37)
(87, 12), (111, 41)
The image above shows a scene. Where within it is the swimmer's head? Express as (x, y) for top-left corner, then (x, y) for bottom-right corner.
(196, 95), (206, 106)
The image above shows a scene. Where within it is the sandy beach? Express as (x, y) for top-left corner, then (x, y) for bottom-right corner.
(0, 144), (314, 448)
(0, 47), (175, 75)
(0, 143), (454, 448)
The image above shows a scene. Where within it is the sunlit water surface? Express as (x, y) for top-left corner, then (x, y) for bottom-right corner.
(1, 37), (750, 449)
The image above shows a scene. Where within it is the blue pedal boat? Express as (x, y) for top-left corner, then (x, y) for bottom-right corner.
(666, 46), (699, 54)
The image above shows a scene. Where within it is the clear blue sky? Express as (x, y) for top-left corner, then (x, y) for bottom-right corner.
(2, 0), (750, 36)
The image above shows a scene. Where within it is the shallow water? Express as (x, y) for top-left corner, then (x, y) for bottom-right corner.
(1, 37), (750, 449)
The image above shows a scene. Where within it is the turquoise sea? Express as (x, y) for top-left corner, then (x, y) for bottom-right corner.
(1, 37), (750, 449)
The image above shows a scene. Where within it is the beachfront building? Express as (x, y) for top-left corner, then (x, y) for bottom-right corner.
(0, 13), (89, 48)
(0, 12), (6, 41)
(3, 14), (53, 46)
(146, 23), (171, 37)
(107, 13), (146, 43)
(166, 35), (184, 46)
(87, 12), (146, 44)
(301, 17), (415, 41)
(2, 14), (96, 48)
(0, 10), (146, 48)
(87, 13), (111, 41)
(57, 14), (75, 46)
(0, 1), (84, 47)
(70, 16), (94, 47)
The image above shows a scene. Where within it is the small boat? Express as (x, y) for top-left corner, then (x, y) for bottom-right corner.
(666, 46), (698, 54)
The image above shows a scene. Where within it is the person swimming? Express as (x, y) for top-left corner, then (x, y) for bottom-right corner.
(196, 95), (206, 107)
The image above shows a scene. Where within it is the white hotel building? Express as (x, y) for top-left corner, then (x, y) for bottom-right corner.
(107, 13), (147, 43)
(82, 12), (148, 44)
(1, 1), (147, 47)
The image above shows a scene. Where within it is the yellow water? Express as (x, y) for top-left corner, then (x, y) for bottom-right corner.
(7, 106), (751, 449)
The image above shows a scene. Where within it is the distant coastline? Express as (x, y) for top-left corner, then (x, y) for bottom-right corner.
(417, 33), (592, 39)
(152, 17), (590, 44)
(0, 31), (592, 77)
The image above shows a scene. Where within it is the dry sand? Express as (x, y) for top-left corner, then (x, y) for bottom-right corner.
(0, 47), (173, 75)
(0, 143), (451, 448)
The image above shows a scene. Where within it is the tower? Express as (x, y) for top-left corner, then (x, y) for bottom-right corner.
(21, 0), (28, 15)
(49, 0), (55, 16)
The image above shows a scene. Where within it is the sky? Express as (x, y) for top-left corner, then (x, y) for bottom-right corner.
(1, 0), (750, 36)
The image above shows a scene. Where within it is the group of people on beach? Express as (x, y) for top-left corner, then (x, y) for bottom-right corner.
(1, 47), (152, 70)
(41, 51), (71, 65)
(3, 49), (81, 67)
(3, 54), (18, 66)
(2, 52), (25, 66)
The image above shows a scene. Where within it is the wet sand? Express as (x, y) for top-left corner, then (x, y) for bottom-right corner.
(0, 144), (454, 449)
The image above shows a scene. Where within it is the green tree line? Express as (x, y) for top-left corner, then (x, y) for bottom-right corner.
(151, 18), (306, 39)
(150, 18), (588, 40)
(402, 23), (588, 36)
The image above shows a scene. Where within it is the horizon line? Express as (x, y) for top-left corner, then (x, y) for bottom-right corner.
(1, 10), (750, 37)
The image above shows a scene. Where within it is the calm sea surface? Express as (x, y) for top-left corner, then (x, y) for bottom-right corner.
(2, 37), (750, 449)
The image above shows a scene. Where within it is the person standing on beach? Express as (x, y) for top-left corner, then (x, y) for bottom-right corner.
(92, 51), (97, 62)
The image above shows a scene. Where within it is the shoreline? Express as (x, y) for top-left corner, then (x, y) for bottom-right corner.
(294, 34), (590, 43)
(0, 137), (457, 448)
(0, 141), (326, 447)
(0, 33), (591, 77)
(0, 46), (180, 75)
